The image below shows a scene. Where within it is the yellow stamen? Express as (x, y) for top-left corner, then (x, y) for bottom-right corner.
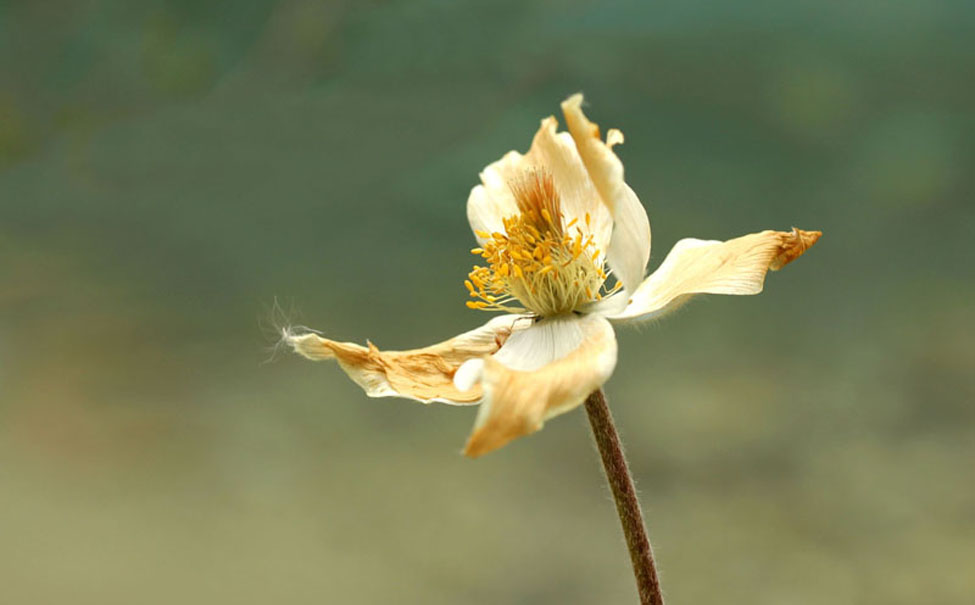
(463, 170), (613, 315)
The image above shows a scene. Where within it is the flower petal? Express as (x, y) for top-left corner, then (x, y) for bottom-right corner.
(525, 117), (613, 251)
(462, 314), (618, 457)
(561, 93), (651, 295)
(285, 314), (531, 404)
(467, 151), (524, 245)
(607, 228), (822, 322)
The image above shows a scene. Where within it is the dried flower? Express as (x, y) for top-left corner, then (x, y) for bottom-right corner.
(285, 94), (820, 457)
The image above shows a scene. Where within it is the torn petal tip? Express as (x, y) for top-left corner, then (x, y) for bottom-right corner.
(561, 92), (584, 110)
(771, 228), (822, 270)
(606, 128), (624, 148)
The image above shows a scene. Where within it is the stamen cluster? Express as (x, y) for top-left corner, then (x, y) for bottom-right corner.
(465, 171), (619, 316)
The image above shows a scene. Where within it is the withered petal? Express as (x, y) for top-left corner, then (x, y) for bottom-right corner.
(285, 314), (531, 404)
(608, 228), (822, 322)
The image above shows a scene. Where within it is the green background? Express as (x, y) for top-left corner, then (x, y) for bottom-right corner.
(2, 1), (973, 603)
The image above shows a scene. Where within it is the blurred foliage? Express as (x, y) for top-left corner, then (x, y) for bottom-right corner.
(1, 1), (973, 603)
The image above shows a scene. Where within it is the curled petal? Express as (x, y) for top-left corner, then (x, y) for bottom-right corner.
(461, 314), (618, 457)
(285, 315), (531, 404)
(561, 93), (651, 295)
(607, 228), (822, 322)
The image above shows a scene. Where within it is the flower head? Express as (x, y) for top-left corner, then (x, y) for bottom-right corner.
(286, 94), (821, 457)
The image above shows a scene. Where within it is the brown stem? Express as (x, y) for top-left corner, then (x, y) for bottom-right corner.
(584, 388), (664, 605)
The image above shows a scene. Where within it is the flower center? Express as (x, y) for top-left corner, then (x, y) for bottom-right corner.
(465, 171), (619, 316)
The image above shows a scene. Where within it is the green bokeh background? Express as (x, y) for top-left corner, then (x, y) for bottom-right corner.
(2, 1), (973, 603)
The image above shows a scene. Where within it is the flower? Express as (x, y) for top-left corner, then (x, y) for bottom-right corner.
(285, 94), (821, 457)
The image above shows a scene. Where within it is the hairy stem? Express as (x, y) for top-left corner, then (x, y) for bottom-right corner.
(584, 388), (664, 605)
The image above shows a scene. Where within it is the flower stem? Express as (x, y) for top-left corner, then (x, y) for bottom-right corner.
(584, 388), (664, 605)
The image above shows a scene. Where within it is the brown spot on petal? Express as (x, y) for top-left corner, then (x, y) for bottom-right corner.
(770, 228), (822, 270)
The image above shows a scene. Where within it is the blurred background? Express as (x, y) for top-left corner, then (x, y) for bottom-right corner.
(1, 1), (973, 603)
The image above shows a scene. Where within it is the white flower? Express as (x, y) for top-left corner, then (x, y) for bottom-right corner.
(286, 94), (821, 457)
